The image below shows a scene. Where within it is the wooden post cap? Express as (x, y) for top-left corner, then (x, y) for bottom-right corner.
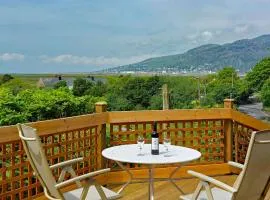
(95, 101), (107, 106)
(224, 99), (234, 109)
(95, 102), (107, 113)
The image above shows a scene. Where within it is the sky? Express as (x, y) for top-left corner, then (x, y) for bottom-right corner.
(1, 0), (270, 73)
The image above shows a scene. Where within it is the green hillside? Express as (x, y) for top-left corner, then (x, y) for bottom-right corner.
(105, 34), (270, 73)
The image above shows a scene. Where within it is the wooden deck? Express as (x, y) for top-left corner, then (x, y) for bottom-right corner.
(2, 102), (270, 199)
(36, 175), (237, 200)
(107, 175), (237, 200)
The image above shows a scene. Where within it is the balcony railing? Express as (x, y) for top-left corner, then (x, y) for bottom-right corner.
(0, 99), (269, 199)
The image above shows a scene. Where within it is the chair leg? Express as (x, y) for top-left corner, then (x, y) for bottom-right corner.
(201, 181), (214, 200)
(191, 182), (203, 200)
(80, 182), (91, 200)
(94, 182), (108, 200)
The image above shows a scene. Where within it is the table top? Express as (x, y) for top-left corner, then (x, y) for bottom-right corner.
(102, 144), (201, 165)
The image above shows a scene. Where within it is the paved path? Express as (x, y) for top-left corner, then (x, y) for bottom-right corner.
(238, 103), (270, 121)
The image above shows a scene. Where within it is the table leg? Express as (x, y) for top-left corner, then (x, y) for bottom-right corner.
(148, 165), (154, 200)
(169, 165), (185, 194)
(115, 161), (133, 194)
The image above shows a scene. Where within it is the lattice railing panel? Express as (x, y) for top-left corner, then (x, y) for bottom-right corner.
(109, 120), (225, 169)
(0, 126), (99, 200)
(233, 122), (258, 164)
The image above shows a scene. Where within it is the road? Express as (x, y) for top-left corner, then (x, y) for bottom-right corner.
(238, 103), (270, 121)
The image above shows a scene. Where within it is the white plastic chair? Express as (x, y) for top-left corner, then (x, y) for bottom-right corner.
(180, 130), (270, 200)
(17, 123), (121, 200)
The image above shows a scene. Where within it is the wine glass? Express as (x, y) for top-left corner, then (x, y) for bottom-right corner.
(163, 137), (171, 152)
(137, 135), (145, 156)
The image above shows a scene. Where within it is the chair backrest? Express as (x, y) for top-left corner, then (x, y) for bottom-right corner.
(17, 124), (63, 199)
(233, 130), (270, 200)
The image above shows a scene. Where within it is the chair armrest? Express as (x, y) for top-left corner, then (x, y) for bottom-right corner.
(55, 168), (110, 189)
(187, 170), (237, 193)
(50, 157), (84, 169)
(228, 161), (244, 169)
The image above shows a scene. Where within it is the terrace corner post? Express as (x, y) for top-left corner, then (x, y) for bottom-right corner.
(95, 101), (107, 169)
(224, 99), (234, 162)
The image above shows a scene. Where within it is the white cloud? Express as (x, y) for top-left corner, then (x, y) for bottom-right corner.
(0, 53), (24, 61)
(234, 24), (249, 34)
(40, 54), (159, 66)
(186, 31), (213, 43)
(186, 33), (199, 40)
(201, 31), (213, 41)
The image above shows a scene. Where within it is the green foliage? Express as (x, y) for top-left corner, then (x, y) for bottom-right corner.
(106, 76), (132, 111)
(206, 67), (247, 104)
(216, 66), (238, 81)
(3, 61), (270, 126)
(86, 81), (107, 97)
(54, 80), (67, 89)
(17, 88), (95, 121)
(261, 78), (270, 107)
(0, 87), (104, 126)
(106, 76), (162, 111)
(236, 79), (251, 104)
(149, 94), (163, 110)
(0, 78), (34, 95)
(73, 78), (93, 96)
(246, 57), (270, 92)
(0, 74), (14, 84)
(106, 93), (131, 111)
(165, 77), (198, 109)
(0, 88), (28, 125)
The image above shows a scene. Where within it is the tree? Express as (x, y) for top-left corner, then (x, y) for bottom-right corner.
(149, 94), (163, 110)
(122, 76), (163, 109)
(246, 57), (270, 92)
(1, 74), (14, 84)
(0, 88), (28, 125)
(217, 66), (238, 81)
(261, 78), (270, 107)
(73, 78), (93, 96)
(86, 81), (107, 97)
(206, 67), (247, 104)
(106, 93), (131, 111)
(0, 78), (34, 95)
(123, 77), (147, 108)
(54, 80), (67, 89)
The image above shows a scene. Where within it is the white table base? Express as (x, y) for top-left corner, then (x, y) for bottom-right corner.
(102, 144), (201, 199)
(115, 161), (186, 200)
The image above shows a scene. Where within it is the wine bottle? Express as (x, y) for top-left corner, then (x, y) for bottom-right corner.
(151, 121), (159, 155)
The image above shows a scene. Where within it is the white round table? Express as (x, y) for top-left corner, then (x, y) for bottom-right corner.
(102, 144), (201, 200)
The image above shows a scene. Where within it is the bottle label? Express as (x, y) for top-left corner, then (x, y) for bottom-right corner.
(152, 138), (159, 150)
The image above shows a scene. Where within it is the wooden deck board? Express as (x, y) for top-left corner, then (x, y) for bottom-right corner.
(108, 175), (238, 200)
(36, 175), (237, 200)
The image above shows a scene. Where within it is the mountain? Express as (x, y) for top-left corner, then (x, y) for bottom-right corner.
(103, 34), (270, 74)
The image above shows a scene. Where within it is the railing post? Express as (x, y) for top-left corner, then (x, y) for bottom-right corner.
(95, 102), (107, 169)
(224, 98), (234, 109)
(224, 99), (234, 162)
(162, 84), (169, 110)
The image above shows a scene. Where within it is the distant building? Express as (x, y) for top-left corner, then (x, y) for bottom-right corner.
(37, 77), (73, 89)
(36, 78), (46, 88)
(36, 75), (106, 89)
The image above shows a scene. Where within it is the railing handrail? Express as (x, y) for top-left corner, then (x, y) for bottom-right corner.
(108, 108), (232, 123)
(231, 109), (270, 130)
(0, 112), (108, 143)
(0, 108), (269, 143)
